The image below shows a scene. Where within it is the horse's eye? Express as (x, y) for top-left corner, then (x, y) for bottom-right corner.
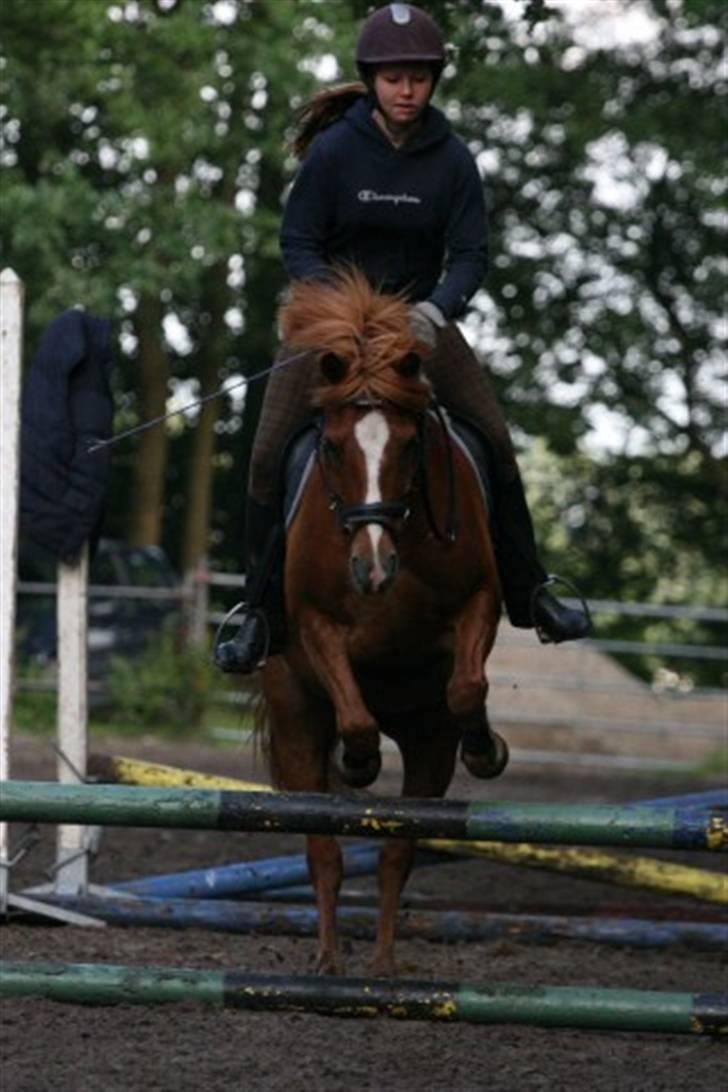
(397, 352), (422, 379)
(320, 352), (348, 385)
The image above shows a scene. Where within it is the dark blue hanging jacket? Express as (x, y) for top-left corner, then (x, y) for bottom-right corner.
(20, 309), (115, 563)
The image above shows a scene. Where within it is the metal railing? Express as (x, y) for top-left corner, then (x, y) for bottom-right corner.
(15, 569), (727, 753)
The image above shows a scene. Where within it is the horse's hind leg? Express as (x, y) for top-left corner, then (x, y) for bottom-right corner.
(262, 659), (344, 974)
(371, 707), (460, 977)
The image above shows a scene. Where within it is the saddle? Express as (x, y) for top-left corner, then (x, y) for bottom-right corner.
(281, 409), (493, 530)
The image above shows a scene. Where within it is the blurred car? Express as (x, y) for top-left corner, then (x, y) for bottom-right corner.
(17, 538), (182, 675)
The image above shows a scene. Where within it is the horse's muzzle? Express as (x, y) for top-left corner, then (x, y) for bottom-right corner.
(350, 527), (399, 595)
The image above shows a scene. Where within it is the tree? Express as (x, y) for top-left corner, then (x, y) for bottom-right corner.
(2, 0), (723, 682)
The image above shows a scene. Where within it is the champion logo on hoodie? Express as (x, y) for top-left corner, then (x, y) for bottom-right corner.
(358, 189), (422, 206)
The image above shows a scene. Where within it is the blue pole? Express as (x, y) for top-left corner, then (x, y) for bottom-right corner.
(635, 789), (728, 810)
(112, 845), (446, 899)
(29, 893), (728, 951)
(113, 843), (380, 899)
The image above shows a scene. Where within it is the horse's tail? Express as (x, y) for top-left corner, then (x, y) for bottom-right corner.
(291, 82), (368, 159)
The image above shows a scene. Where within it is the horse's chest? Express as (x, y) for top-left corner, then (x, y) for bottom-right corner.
(343, 575), (450, 660)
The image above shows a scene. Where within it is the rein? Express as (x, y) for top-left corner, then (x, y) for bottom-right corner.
(86, 348), (313, 454)
(419, 403), (458, 544)
(316, 400), (458, 543)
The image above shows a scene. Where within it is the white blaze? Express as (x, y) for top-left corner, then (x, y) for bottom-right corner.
(354, 410), (390, 575)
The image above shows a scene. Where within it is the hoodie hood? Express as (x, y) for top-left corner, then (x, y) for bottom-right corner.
(343, 94), (452, 153)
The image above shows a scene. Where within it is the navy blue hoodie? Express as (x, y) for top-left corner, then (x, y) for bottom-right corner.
(280, 96), (487, 320)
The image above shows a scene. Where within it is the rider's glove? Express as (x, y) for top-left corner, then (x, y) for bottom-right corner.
(408, 301), (447, 351)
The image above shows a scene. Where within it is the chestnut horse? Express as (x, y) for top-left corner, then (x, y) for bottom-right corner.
(261, 271), (507, 975)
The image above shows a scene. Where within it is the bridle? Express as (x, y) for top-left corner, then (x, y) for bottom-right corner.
(316, 398), (458, 544)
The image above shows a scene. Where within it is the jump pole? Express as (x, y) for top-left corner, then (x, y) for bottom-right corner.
(111, 843), (384, 899)
(87, 754), (272, 793)
(635, 789), (728, 810)
(418, 840), (728, 905)
(86, 754), (727, 903)
(1, 961), (726, 1034)
(1, 782), (726, 851)
(91, 755), (727, 814)
(31, 893), (728, 952)
(103, 838), (726, 905)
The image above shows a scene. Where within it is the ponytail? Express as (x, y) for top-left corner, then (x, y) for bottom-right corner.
(291, 82), (368, 159)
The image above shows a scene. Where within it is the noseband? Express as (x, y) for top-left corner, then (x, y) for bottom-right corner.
(316, 401), (414, 537)
(316, 400), (457, 543)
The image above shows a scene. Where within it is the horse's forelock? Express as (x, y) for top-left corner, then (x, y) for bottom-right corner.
(279, 271), (432, 411)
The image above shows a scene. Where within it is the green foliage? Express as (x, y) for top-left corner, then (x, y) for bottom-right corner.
(523, 439), (727, 687)
(105, 630), (217, 731)
(1, 0), (724, 660)
(12, 669), (56, 735)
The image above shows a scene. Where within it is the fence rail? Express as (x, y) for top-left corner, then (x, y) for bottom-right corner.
(15, 572), (727, 756)
(16, 575), (727, 675)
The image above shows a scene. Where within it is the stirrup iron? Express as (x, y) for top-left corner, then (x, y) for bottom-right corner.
(530, 574), (593, 645)
(212, 600), (271, 670)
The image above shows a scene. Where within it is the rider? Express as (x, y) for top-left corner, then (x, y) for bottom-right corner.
(216, 2), (591, 673)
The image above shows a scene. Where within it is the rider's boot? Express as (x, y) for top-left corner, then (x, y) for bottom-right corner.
(214, 500), (284, 674)
(495, 477), (592, 644)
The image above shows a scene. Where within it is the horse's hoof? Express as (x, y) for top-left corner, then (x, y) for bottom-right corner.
(370, 953), (397, 978)
(315, 950), (344, 976)
(461, 731), (509, 779)
(337, 747), (382, 789)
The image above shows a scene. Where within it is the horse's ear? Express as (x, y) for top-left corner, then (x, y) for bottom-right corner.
(397, 352), (422, 379)
(319, 352), (348, 385)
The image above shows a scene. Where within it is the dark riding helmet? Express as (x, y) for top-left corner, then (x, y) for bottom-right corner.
(356, 4), (446, 83)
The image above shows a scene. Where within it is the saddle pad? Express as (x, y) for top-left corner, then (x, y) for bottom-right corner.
(282, 413), (492, 530)
(283, 426), (318, 530)
(445, 413), (493, 515)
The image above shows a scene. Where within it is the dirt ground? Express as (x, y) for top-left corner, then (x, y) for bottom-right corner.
(1, 732), (726, 1092)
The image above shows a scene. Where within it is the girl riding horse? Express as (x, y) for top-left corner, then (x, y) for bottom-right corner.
(216, 2), (591, 675)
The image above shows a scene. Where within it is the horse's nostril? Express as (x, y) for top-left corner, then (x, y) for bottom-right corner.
(351, 554), (373, 590)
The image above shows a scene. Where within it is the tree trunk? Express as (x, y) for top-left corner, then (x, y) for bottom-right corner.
(180, 261), (228, 574)
(129, 293), (169, 547)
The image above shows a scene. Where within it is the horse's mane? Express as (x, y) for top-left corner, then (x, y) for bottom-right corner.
(278, 270), (433, 412)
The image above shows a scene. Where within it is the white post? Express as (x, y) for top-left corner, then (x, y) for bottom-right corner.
(0, 269), (24, 913)
(55, 543), (90, 894)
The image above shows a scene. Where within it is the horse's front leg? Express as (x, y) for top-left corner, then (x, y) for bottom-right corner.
(299, 609), (381, 788)
(447, 585), (508, 779)
(262, 658), (344, 973)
